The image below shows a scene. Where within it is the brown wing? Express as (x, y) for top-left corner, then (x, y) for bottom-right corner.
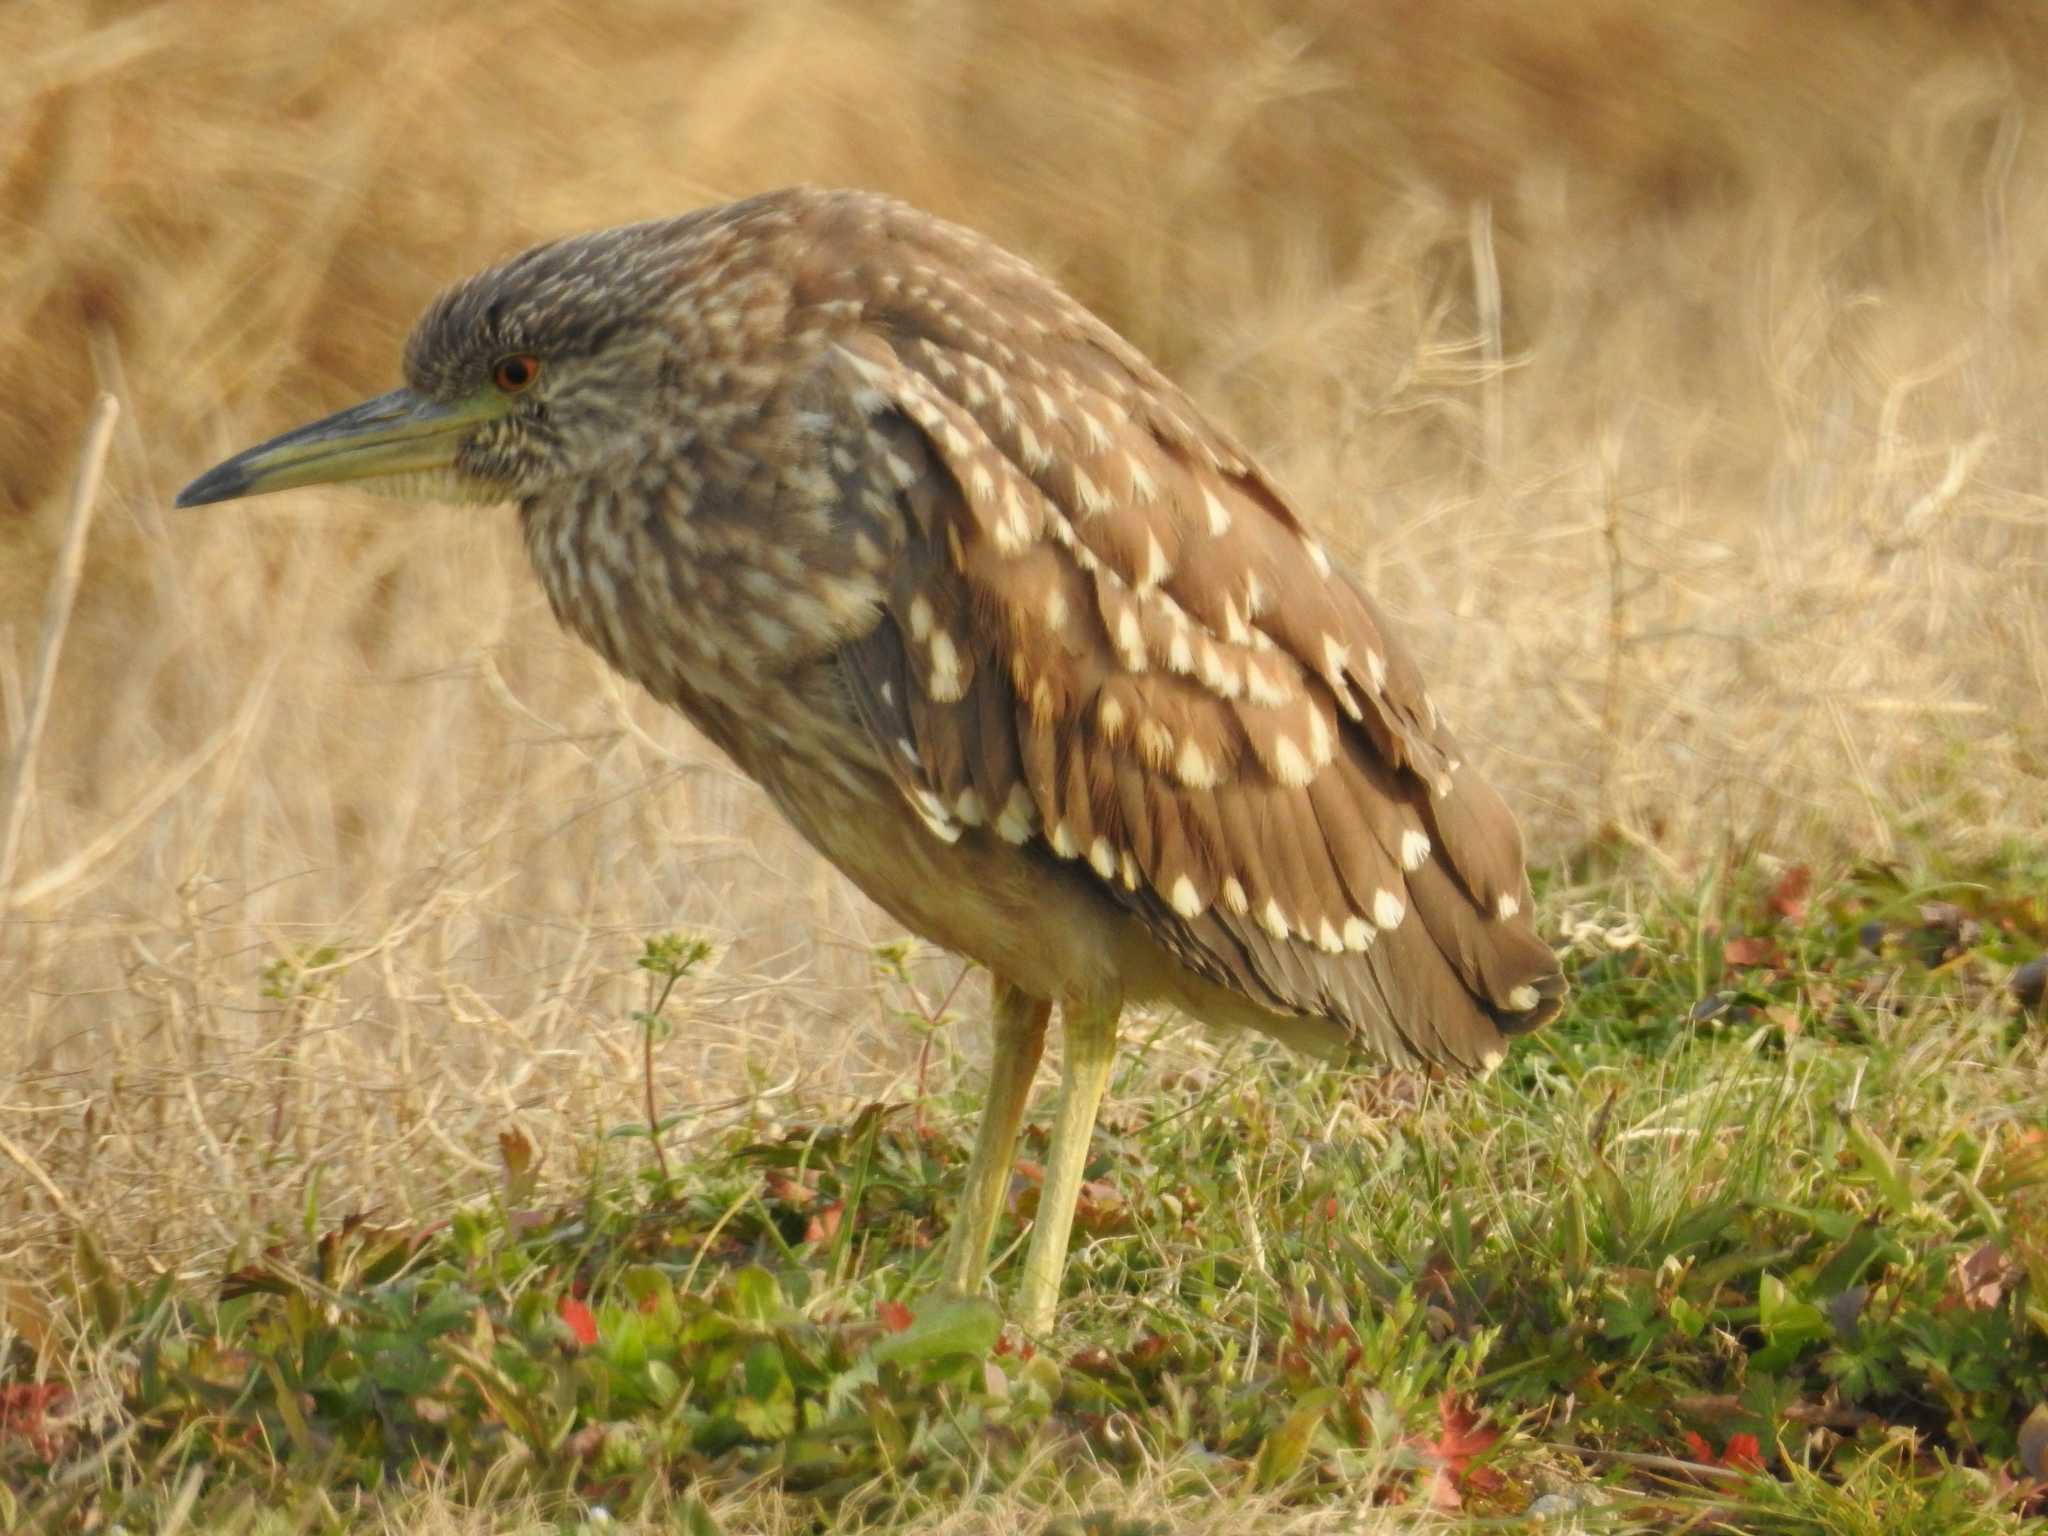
(818, 203), (1562, 1067)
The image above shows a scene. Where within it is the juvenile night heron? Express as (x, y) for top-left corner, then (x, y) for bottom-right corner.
(179, 187), (1564, 1333)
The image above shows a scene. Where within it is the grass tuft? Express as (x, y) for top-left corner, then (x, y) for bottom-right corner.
(6, 858), (2043, 1531)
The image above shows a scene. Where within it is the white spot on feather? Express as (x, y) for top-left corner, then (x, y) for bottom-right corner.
(1400, 829), (1431, 870)
(1342, 916), (1375, 951)
(912, 789), (961, 843)
(927, 631), (964, 700)
(1088, 837), (1117, 879)
(1200, 483), (1232, 535)
(1243, 658), (1290, 708)
(1372, 888), (1405, 930)
(955, 789), (985, 825)
(1507, 984), (1541, 1012)
(1017, 422), (1051, 472)
(1175, 738), (1217, 788)
(1135, 718), (1174, 769)
(1169, 876), (1204, 918)
(907, 594), (934, 641)
(1222, 877), (1250, 915)
(1128, 456), (1159, 505)
(1097, 695), (1126, 737)
(1365, 649), (1388, 693)
(1496, 893), (1521, 920)
(1316, 919), (1344, 954)
(1073, 465), (1110, 517)
(1259, 899), (1291, 940)
(1302, 536), (1331, 577)
(1049, 821), (1079, 858)
(1120, 851), (1140, 889)
(1270, 734), (1313, 787)
(1199, 643), (1241, 698)
(996, 784), (1036, 843)
(997, 482), (1033, 551)
(1305, 707), (1335, 768)
(1139, 530), (1171, 590)
(1222, 597), (1251, 646)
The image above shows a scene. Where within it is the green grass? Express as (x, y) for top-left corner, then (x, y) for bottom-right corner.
(7, 857), (2046, 1533)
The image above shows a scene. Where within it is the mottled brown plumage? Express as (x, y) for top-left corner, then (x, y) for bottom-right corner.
(178, 186), (1564, 1332)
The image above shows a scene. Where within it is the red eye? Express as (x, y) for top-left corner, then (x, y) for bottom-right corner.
(493, 354), (541, 392)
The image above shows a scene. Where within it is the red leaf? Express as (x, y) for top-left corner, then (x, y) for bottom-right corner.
(1723, 1433), (1764, 1473)
(0, 1383), (70, 1457)
(1722, 936), (1781, 969)
(1429, 1394), (1502, 1464)
(557, 1295), (598, 1348)
(1685, 1429), (1764, 1474)
(1769, 866), (1813, 923)
(1405, 1393), (1503, 1509)
(876, 1299), (914, 1333)
(803, 1200), (844, 1245)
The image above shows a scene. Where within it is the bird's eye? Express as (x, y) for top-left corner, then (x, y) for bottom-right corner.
(492, 354), (542, 393)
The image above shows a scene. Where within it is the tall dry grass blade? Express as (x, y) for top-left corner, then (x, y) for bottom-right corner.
(1468, 199), (1504, 479)
(0, 393), (118, 898)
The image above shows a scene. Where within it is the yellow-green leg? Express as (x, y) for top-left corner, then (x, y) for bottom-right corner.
(1015, 996), (1120, 1335)
(941, 978), (1050, 1297)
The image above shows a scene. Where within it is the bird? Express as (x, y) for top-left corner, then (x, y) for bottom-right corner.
(177, 186), (1565, 1334)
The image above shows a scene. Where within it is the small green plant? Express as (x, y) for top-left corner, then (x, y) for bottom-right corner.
(633, 932), (714, 1185)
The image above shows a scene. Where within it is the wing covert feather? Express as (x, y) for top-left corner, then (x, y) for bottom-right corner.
(819, 221), (1561, 1065)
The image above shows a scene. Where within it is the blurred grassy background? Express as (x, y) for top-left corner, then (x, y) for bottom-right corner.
(3, 0), (2046, 1266)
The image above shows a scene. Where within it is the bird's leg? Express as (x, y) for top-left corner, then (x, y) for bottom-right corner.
(940, 977), (1050, 1298)
(1014, 995), (1120, 1335)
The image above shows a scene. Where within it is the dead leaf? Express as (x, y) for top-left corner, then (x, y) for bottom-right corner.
(1952, 1242), (2019, 1310)
(1074, 1178), (1125, 1232)
(803, 1200), (844, 1245)
(0, 1382), (71, 1458)
(1769, 866), (1813, 923)
(1763, 1003), (1803, 1035)
(876, 1299), (914, 1333)
(1722, 936), (1781, 970)
(1406, 1393), (1503, 1510)
(499, 1126), (540, 1205)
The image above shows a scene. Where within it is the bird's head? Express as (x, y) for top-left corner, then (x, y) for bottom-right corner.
(177, 220), (695, 511)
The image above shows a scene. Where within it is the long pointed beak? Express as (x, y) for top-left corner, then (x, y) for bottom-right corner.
(176, 387), (507, 508)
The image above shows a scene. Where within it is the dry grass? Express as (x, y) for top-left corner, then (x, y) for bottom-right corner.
(3, 0), (2046, 1316)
